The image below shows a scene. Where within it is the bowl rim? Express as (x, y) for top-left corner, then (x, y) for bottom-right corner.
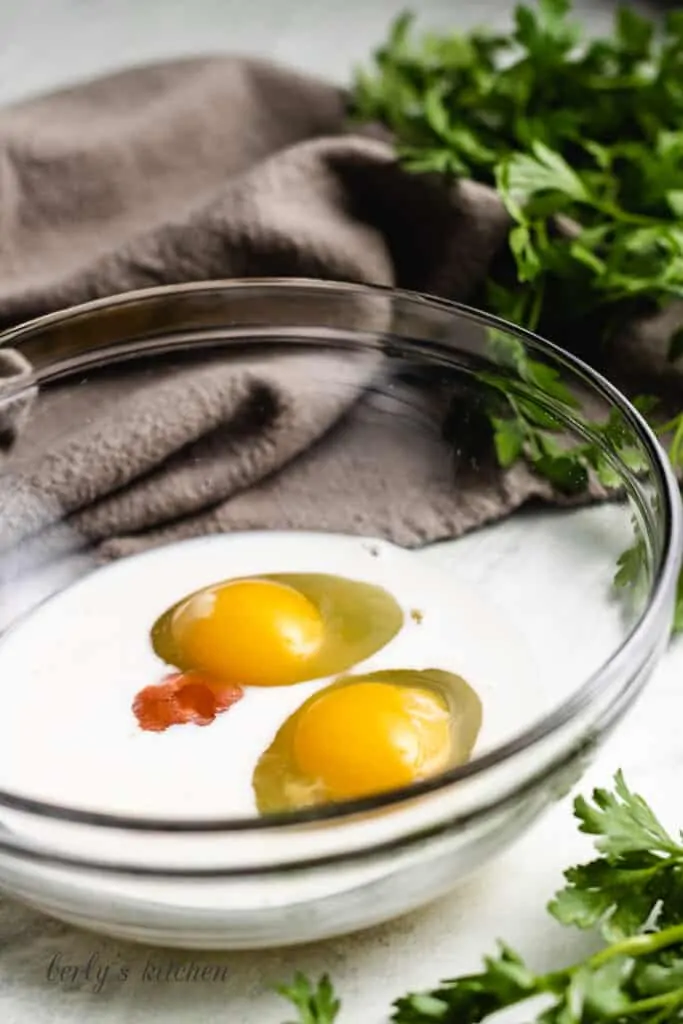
(0, 275), (680, 835)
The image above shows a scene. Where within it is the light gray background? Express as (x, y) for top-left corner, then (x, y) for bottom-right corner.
(0, 0), (659, 104)
(0, 3), (679, 1024)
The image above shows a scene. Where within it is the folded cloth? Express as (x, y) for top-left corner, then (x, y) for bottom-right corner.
(0, 57), (512, 325)
(0, 56), (677, 561)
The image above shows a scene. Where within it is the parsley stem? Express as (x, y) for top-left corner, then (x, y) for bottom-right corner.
(604, 988), (683, 1018)
(654, 415), (683, 436)
(651, 997), (683, 1024)
(668, 418), (683, 472)
(542, 923), (683, 993)
(588, 923), (683, 967)
(591, 201), (665, 228)
(526, 279), (545, 333)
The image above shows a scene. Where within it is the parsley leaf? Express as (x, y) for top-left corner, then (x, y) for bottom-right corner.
(574, 771), (678, 859)
(392, 944), (539, 1023)
(276, 973), (341, 1024)
(498, 141), (589, 213)
(350, 0), (683, 633)
(491, 416), (525, 467)
(549, 772), (683, 941)
(613, 528), (651, 615)
(275, 775), (683, 1024)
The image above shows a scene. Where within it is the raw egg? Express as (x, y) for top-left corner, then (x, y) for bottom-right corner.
(151, 573), (404, 688)
(252, 668), (483, 813)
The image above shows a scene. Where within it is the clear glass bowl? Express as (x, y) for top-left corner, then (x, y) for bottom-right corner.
(0, 278), (679, 950)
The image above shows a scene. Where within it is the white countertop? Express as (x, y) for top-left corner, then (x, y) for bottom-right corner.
(0, 2), (677, 1022)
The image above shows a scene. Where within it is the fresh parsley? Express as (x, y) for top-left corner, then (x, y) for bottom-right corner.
(276, 973), (341, 1024)
(350, 0), (683, 628)
(276, 773), (683, 1023)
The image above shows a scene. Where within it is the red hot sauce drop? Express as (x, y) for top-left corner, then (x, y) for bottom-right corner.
(133, 672), (244, 732)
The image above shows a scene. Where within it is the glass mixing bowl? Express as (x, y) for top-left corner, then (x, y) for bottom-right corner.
(0, 278), (679, 950)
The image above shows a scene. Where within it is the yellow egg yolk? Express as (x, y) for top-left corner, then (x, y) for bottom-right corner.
(291, 681), (451, 801)
(169, 578), (324, 686)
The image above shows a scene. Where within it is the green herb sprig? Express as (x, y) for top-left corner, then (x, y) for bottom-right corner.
(350, 0), (683, 627)
(276, 974), (341, 1024)
(351, 0), (683, 328)
(276, 773), (683, 1023)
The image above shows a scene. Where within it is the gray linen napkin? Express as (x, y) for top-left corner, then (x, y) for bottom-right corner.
(0, 56), (675, 561)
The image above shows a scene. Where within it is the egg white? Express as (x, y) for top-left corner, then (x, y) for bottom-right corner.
(0, 532), (542, 818)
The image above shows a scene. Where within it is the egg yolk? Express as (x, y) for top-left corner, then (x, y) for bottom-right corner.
(291, 681), (451, 801)
(169, 578), (324, 686)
